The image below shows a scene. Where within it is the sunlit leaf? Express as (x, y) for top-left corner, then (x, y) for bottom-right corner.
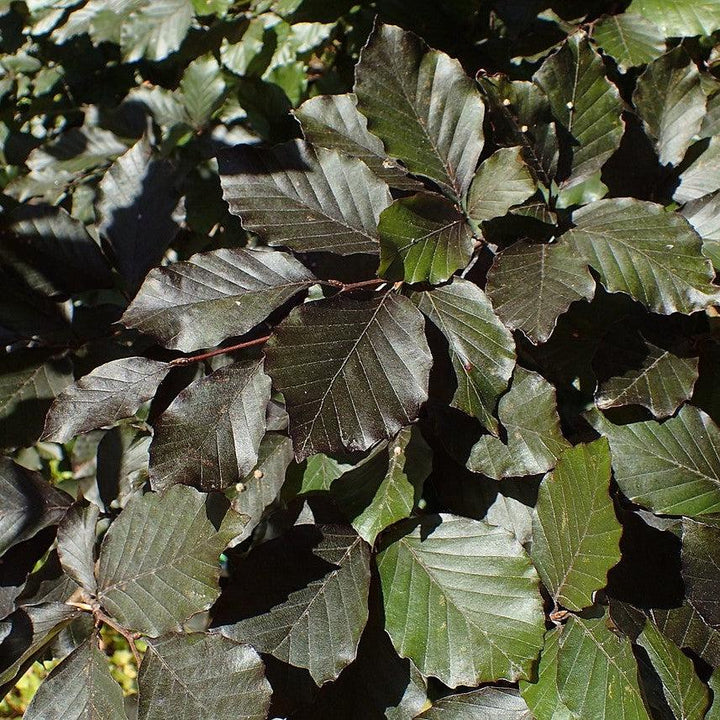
(591, 13), (665, 72)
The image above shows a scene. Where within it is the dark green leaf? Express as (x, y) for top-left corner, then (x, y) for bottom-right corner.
(682, 519), (720, 629)
(588, 405), (720, 516)
(626, 0), (720, 37)
(219, 140), (391, 255)
(466, 147), (536, 223)
(637, 620), (709, 720)
(486, 241), (595, 345)
(354, 22), (485, 201)
(24, 638), (128, 720)
(137, 633), (271, 720)
(675, 137), (720, 203)
(565, 198), (719, 314)
(0, 205), (114, 296)
(467, 367), (570, 479)
(265, 293), (432, 460)
(377, 513), (545, 687)
(42, 358), (171, 444)
(707, 670), (720, 720)
(682, 191), (720, 264)
(294, 93), (422, 191)
(595, 341), (699, 418)
(633, 48), (706, 166)
(0, 457), (71, 556)
(218, 524), (371, 685)
(556, 615), (649, 720)
(56, 502), (99, 594)
(531, 439), (621, 611)
(150, 361), (271, 492)
(96, 485), (247, 636)
(122, 248), (315, 352)
(534, 33), (623, 188)
(418, 688), (532, 719)
(591, 13), (665, 72)
(98, 136), (181, 292)
(0, 351), (73, 450)
(296, 454), (352, 494)
(519, 628), (575, 720)
(378, 192), (473, 285)
(413, 278), (516, 433)
(331, 426), (431, 544)
(650, 603), (720, 667)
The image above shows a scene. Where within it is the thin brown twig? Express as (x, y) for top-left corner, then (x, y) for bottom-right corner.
(94, 608), (143, 668)
(323, 278), (389, 293)
(169, 335), (271, 366)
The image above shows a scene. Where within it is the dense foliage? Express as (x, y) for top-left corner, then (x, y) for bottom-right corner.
(1, 0), (720, 717)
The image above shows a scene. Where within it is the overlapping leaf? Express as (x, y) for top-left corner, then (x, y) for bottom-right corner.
(96, 485), (247, 637)
(486, 241), (595, 345)
(377, 514), (545, 687)
(564, 198), (720, 314)
(137, 633), (271, 720)
(675, 136), (720, 203)
(219, 140), (391, 255)
(24, 639), (128, 720)
(637, 619), (709, 720)
(588, 405), (720, 516)
(150, 361), (271, 492)
(294, 93), (422, 191)
(378, 193), (473, 285)
(633, 47), (706, 166)
(418, 688), (533, 719)
(42, 358), (171, 444)
(534, 34), (623, 187)
(682, 519), (720, 629)
(467, 367), (570, 479)
(122, 248), (315, 352)
(556, 615), (649, 720)
(591, 13), (665, 72)
(651, 602), (720, 667)
(218, 524), (371, 685)
(627, 0), (720, 37)
(354, 22), (484, 201)
(413, 278), (516, 433)
(531, 439), (621, 611)
(56, 502), (99, 594)
(595, 341), (699, 417)
(264, 293), (431, 460)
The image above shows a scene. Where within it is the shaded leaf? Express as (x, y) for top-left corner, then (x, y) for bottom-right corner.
(682, 519), (720, 629)
(707, 670), (720, 720)
(0, 350), (73, 450)
(534, 33), (623, 188)
(413, 278), (516, 433)
(56, 502), (99, 594)
(627, 0), (720, 37)
(42, 358), (171, 444)
(122, 248), (315, 352)
(564, 198), (719, 314)
(265, 293), (431, 461)
(466, 147), (536, 223)
(294, 93), (422, 191)
(556, 615), (650, 720)
(595, 341), (699, 418)
(418, 687), (532, 719)
(675, 136), (720, 203)
(682, 191), (720, 268)
(218, 524), (371, 685)
(377, 513), (545, 687)
(0, 457), (71, 556)
(486, 241), (595, 345)
(98, 136), (180, 294)
(591, 13), (665, 72)
(378, 192), (473, 285)
(24, 638), (128, 720)
(179, 54), (225, 129)
(296, 454), (352, 494)
(219, 140), (391, 255)
(650, 602), (720, 667)
(150, 360), (271, 492)
(637, 619), (709, 720)
(633, 48), (706, 166)
(0, 205), (114, 297)
(588, 405), (720, 516)
(331, 426), (431, 544)
(519, 627), (575, 720)
(96, 485), (247, 637)
(354, 22), (484, 201)
(467, 367), (570, 479)
(531, 439), (621, 611)
(137, 633), (271, 720)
